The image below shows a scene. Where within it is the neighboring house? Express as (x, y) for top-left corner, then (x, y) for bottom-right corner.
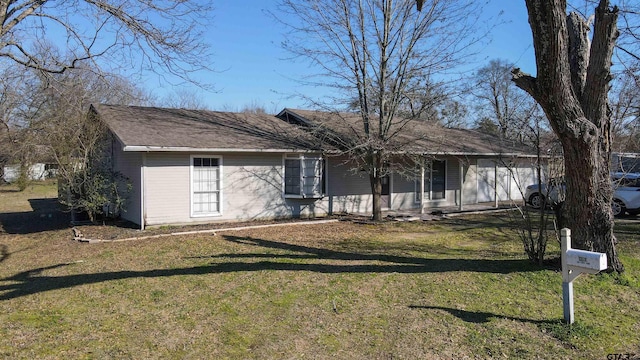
(91, 104), (540, 229)
(1, 144), (58, 183)
(2, 163), (58, 183)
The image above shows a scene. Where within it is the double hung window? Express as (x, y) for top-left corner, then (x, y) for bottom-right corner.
(191, 156), (222, 216)
(284, 154), (324, 198)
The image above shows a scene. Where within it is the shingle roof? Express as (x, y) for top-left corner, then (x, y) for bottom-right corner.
(279, 108), (535, 156)
(92, 104), (326, 152)
(93, 104), (534, 156)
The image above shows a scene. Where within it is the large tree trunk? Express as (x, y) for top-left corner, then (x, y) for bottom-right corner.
(513, 0), (624, 272)
(369, 153), (384, 221)
(370, 173), (383, 221)
(562, 134), (622, 271)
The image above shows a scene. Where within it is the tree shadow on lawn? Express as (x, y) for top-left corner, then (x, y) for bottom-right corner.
(0, 234), (543, 301)
(408, 305), (556, 325)
(0, 198), (69, 234)
(0, 189), (21, 193)
(408, 305), (579, 346)
(441, 216), (517, 233)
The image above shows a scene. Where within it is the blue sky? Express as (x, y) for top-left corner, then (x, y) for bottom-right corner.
(148, 1), (537, 111)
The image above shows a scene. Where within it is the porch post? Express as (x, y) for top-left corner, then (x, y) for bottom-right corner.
(420, 161), (425, 214)
(459, 159), (464, 211)
(494, 161), (498, 208)
(141, 153), (146, 230)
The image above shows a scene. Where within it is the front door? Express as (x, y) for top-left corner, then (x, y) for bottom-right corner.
(381, 175), (390, 209)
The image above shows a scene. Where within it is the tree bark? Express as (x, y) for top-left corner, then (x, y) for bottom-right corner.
(370, 174), (383, 221)
(370, 152), (384, 221)
(513, 0), (623, 272)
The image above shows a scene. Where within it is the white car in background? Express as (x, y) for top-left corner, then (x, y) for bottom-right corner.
(611, 172), (640, 217)
(524, 173), (640, 217)
(524, 178), (565, 209)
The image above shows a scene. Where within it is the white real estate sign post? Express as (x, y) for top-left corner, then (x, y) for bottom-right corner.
(561, 228), (607, 324)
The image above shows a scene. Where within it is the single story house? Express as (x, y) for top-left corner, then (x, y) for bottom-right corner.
(92, 104), (541, 229)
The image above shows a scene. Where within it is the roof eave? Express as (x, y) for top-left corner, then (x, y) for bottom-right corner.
(122, 146), (540, 158)
(122, 145), (323, 153)
(420, 152), (541, 158)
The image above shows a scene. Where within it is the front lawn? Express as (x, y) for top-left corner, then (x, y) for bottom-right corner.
(0, 182), (639, 359)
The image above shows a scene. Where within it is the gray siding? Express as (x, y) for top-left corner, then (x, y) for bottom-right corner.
(141, 152), (329, 227)
(326, 156), (373, 214)
(507, 158), (538, 201)
(462, 158), (479, 205)
(391, 172), (415, 210)
(143, 153), (191, 226)
(327, 156), (466, 214)
(444, 159), (460, 206)
(112, 139), (142, 225)
(223, 153), (329, 220)
(114, 149), (539, 227)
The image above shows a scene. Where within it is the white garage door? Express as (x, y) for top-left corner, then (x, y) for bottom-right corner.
(477, 159), (510, 202)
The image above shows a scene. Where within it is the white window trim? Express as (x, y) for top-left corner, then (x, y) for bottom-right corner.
(283, 154), (324, 199)
(415, 159), (447, 203)
(190, 155), (223, 217)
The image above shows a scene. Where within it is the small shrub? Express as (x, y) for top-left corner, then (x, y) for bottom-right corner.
(16, 164), (29, 191)
(59, 167), (131, 222)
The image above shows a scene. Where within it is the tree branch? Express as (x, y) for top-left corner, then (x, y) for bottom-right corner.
(511, 68), (538, 100)
(567, 12), (591, 101)
(584, 0), (619, 125)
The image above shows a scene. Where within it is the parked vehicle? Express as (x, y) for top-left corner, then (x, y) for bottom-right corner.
(611, 172), (640, 217)
(524, 173), (640, 217)
(524, 178), (564, 209)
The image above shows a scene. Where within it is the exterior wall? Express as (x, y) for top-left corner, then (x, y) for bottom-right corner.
(445, 159), (461, 207)
(223, 153), (328, 221)
(475, 157), (539, 203)
(326, 156), (373, 214)
(391, 172), (415, 211)
(477, 158), (496, 202)
(507, 158), (538, 201)
(141, 153), (190, 226)
(462, 158), (479, 205)
(116, 149), (541, 226)
(141, 152), (329, 227)
(112, 139), (143, 226)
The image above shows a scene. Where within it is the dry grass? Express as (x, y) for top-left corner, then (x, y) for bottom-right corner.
(1, 181), (639, 359)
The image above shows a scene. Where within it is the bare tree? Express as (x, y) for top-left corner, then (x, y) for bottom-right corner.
(0, 64), (21, 179)
(159, 88), (210, 110)
(277, 0), (483, 220)
(511, 0), (625, 272)
(0, 61), (50, 188)
(436, 98), (469, 128)
(0, 0), (212, 85)
(470, 59), (539, 140)
(3, 62), (148, 216)
(465, 60), (563, 264)
(614, 0), (640, 61)
(610, 63), (640, 152)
